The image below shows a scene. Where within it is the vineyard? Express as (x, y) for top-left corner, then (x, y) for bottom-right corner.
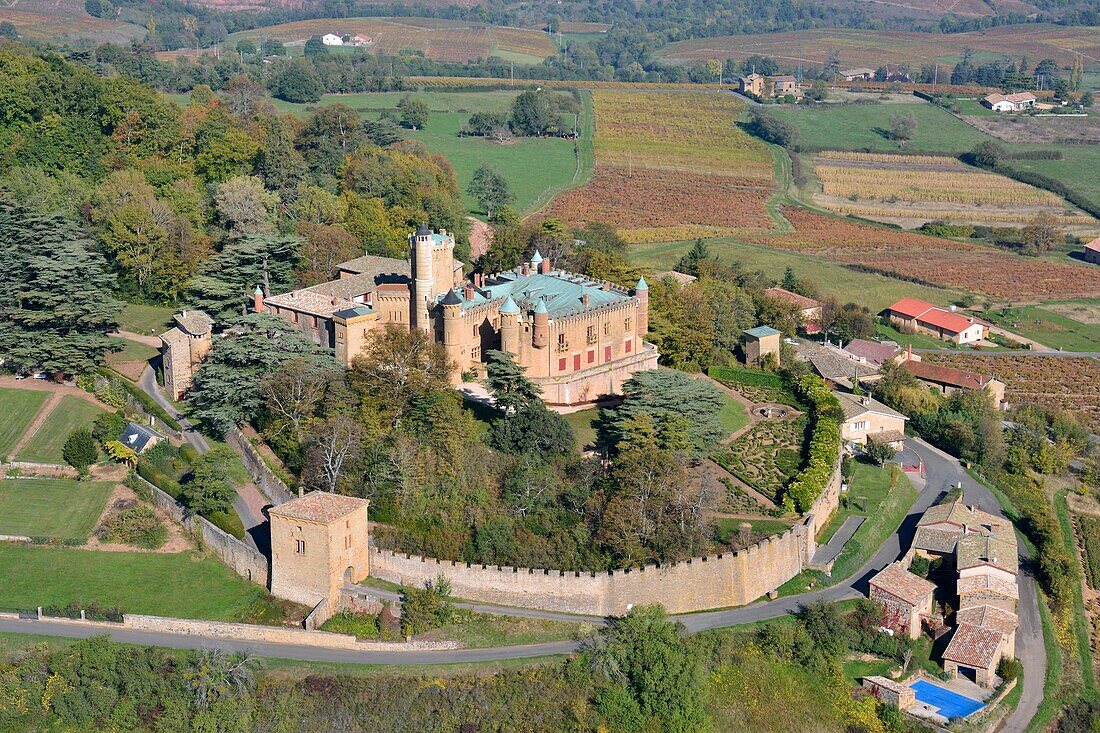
(810, 151), (1098, 233)
(924, 353), (1100, 431)
(748, 208), (1100, 300)
(230, 18), (557, 63)
(657, 24), (1100, 70)
(541, 91), (776, 242)
(0, 6), (145, 43)
(1076, 514), (1100, 591)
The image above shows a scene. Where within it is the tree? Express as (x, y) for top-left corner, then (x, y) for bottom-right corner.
(745, 109), (798, 148)
(468, 165), (514, 219)
(63, 429), (98, 475)
(260, 357), (339, 443)
(188, 235), (300, 320)
(586, 605), (710, 733)
(888, 112), (917, 142)
(969, 140), (1005, 168)
(1083, 91), (1094, 108)
(0, 20), (19, 38)
(103, 440), (138, 465)
(484, 349), (542, 415)
(1021, 212), (1061, 255)
(484, 350), (575, 456)
(84, 0), (113, 17)
(348, 325), (451, 425)
(268, 60), (323, 103)
(181, 446), (238, 515)
(675, 239), (716, 276)
(865, 441), (896, 466)
(611, 371), (726, 453)
(304, 416), (363, 494)
(510, 90), (560, 136)
(397, 98), (429, 130)
(0, 201), (122, 376)
(189, 314), (336, 431)
(780, 266), (798, 291)
(295, 222), (360, 284)
(214, 176), (279, 236)
(303, 37), (328, 56)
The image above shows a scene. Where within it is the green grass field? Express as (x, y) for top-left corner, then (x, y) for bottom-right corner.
(15, 396), (105, 464)
(714, 517), (793, 544)
(0, 388), (48, 458)
(629, 237), (961, 312)
(107, 337), (159, 363)
(117, 303), (175, 336)
(982, 303), (1100, 351)
(717, 393), (750, 437)
(0, 544), (268, 620)
(563, 407), (600, 451)
(0, 479), (113, 540)
(874, 322), (957, 350)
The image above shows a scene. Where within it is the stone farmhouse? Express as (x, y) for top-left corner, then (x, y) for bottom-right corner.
(260, 225), (658, 405)
(982, 92), (1037, 112)
(883, 297), (988, 345)
(1083, 237), (1100, 265)
(841, 67), (876, 81)
(901, 359), (1006, 409)
(842, 339), (912, 369)
(869, 560), (936, 639)
(834, 391), (908, 450)
(765, 286), (822, 334)
(738, 73), (803, 100)
(160, 309), (213, 400)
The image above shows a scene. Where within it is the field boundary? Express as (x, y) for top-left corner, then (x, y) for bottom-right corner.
(524, 90), (596, 218)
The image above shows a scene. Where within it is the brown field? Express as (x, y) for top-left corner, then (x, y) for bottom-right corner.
(409, 77), (723, 91)
(960, 114), (1100, 146)
(0, 6), (145, 43)
(230, 18), (556, 62)
(925, 353), (1100, 431)
(747, 208), (1100, 300)
(658, 25), (1100, 70)
(541, 90), (775, 241)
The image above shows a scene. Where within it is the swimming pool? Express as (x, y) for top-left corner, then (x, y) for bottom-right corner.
(910, 680), (985, 719)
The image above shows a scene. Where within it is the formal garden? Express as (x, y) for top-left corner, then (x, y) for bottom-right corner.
(712, 415), (808, 505)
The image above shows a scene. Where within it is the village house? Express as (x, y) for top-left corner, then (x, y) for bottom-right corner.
(957, 532), (1018, 584)
(348, 33), (372, 46)
(912, 500), (1007, 561)
(798, 340), (880, 389)
(834, 391), (908, 449)
(957, 574), (1019, 614)
(900, 359), (1006, 408)
(1083, 237), (1100, 265)
(956, 604), (1018, 653)
(738, 73), (766, 96)
(321, 33), (343, 46)
(765, 286), (822, 333)
(743, 325), (781, 367)
(268, 491), (370, 607)
(883, 297), (988, 345)
(160, 309), (213, 400)
(842, 339), (911, 369)
(942, 622), (1008, 686)
(841, 67), (876, 81)
(982, 92), (1037, 112)
(767, 75), (802, 99)
(119, 422), (165, 455)
(261, 225), (658, 406)
(868, 561), (936, 639)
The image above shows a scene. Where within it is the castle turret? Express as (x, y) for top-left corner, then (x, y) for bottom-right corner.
(411, 222), (434, 331)
(634, 276), (649, 336)
(499, 295), (520, 356)
(253, 285), (264, 313)
(532, 299), (548, 349)
(441, 289), (463, 380)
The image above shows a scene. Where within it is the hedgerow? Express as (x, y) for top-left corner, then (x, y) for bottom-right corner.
(781, 375), (842, 513)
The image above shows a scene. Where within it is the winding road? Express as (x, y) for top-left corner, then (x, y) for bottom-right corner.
(0, 438), (1046, 729)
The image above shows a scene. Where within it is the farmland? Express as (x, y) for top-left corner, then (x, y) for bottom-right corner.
(0, 6), (145, 45)
(657, 24), (1100, 71)
(543, 90), (775, 241)
(924, 353), (1100, 431)
(229, 18), (557, 64)
(982, 302), (1100, 352)
(811, 151), (1098, 233)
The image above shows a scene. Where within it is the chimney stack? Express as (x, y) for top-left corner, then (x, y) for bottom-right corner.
(252, 285), (264, 313)
(464, 284), (475, 301)
(539, 258), (550, 275)
(521, 262), (530, 276)
(581, 293), (590, 307)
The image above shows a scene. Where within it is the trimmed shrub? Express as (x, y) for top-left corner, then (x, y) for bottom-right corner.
(101, 505), (168, 549)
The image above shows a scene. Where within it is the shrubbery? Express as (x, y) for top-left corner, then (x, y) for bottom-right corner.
(782, 374), (842, 513)
(101, 505), (168, 549)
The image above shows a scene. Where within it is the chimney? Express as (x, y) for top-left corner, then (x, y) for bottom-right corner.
(252, 285), (264, 313)
(861, 396), (870, 406)
(439, 228), (447, 236)
(522, 262), (530, 276)
(906, 343), (913, 361)
(298, 486), (304, 499)
(464, 284), (475, 300)
(540, 258), (550, 274)
(182, 309), (188, 318)
(949, 304), (957, 312)
(581, 293), (590, 307)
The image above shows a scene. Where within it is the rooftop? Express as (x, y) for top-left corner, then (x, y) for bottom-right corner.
(1084, 237), (1100, 254)
(957, 533), (1019, 575)
(957, 574), (1019, 600)
(834, 390), (908, 422)
(869, 561), (936, 605)
(887, 298), (984, 335)
(984, 92), (1037, 104)
(174, 310), (213, 336)
(120, 422), (165, 454)
(843, 339), (901, 367)
(335, 255), (410, 280)
(943, 623), (1005, 669)
(744, 325), (781, 339)
(913, 526), (962, 554)
(800, 342), (880, 387)
(903, 360), (993, 391)
(887, 297), (938, 319)
(765, 286), (821, 310)
(461, 269), (631, 318)
(160, 327), (190, 348)
(918, 500), (1005, 534)
(269, 491), (369, 523)
(956, 604), (1018, 636)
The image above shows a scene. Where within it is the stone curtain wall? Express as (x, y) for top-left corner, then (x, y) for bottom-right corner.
(138, 475), (270, 587)
(224, 429), (296, 506)
(371, 456), (843, 615)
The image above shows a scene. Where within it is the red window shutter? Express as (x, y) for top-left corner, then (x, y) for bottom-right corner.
(605, 345), (612, 362)
(558, 357), (567, 371)
(625, 339), (632, 353)
(587, 349), (594, 364)
(573, 354), (581, 371)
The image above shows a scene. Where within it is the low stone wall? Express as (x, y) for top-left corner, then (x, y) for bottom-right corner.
(137, 475), (269, 587)
(372, 455), (842, 616)
(224, 429), (295, 506)
(0, 534), (32, 543)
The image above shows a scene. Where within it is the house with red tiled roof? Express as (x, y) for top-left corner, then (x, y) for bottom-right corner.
(1084, 237), (1100, 266)
(957, 573), (1019, 614)
(943, 623), (1008, 685)
(901, 359), (1006, 408)
(957, 605), (1018, 652)
(884, 298), (988, 345)
(869, 561), (936, 639)
(765, 287), (822, 333)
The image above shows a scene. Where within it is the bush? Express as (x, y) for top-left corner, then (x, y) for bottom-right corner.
(101, 505), (168, 549)
(997, 656), (1023, 682)
(62, 429), (98, 475)
(401, 576), (454, 636)
(320, 611), (381, 639)
(782, 375), (842, 513)
(595, 683), (645, 732)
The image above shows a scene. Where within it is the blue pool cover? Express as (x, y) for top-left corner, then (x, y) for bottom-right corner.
(910, 680), (985, 719)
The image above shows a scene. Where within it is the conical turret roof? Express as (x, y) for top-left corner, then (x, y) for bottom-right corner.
(440, 289), (462, 305)
(499, 295), (520, 314)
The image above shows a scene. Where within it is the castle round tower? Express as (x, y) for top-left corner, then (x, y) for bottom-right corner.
(411, 222), (434, 331)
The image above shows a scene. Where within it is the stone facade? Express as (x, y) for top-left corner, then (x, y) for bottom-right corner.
(369, 457), (841, 615)
(263, 226), (658, 406)
(862, 677), (916, 709)
(744, 326), (781, 367)
(269, 492), (371, 606)
(160, 310), (213, 400)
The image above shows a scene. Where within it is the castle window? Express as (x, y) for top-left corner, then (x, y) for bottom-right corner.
(472, 346), (481, 360)
(625, 317), (632, 331)
(587, 349), (595, 364)
(605, 345), (612, 362)
(472, 322), (478, 337)
(557, 333), (566, 350)
(625, 339), (632, 353)
(603, 322), (610, 336)
(295, 539), (306, 555)
(587, 325), (597, 344)
(344, 535), (351, 549)
(573, 354), (581, 371)
(558, 357), (567, 372)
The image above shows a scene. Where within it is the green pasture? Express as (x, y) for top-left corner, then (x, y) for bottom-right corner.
(983, 302), (1100, 351)
(117, 302), (175, 336)
(0, 479), (114, 541)
(0, 388), (48, 457)
(15, 396), (105, 465)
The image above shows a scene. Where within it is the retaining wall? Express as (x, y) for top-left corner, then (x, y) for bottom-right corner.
(224, 429), (296, 506)
(371, 456), (842, 615)
(137, 475), (270, 587)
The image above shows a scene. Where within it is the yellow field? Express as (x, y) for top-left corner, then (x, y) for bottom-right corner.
(590, 91), (774, 179)
(816, 163), (1059, 207)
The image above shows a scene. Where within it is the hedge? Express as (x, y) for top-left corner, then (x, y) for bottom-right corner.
(990, 164), (1100, 220)
(708, 366), (786, 391)
(781, 374), (842, 513)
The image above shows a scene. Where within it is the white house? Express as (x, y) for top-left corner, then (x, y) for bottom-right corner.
(982, 92), (1037, 112)
(322, 33), (344, 46)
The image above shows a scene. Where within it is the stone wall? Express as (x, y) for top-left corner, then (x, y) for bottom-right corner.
(370, 455), (842, 616)
(224, 428), (295, 506)
(138, 475), (270, 587)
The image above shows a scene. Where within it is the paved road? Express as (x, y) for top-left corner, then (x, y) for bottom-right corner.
(0, 438), (1045, 732)
(138, 367), (266, 553)
(912, 347), (1100, 359)
(811, 516), (865, 566)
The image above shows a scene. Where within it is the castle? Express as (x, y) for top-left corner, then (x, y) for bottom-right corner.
(259, 224), (659, 405)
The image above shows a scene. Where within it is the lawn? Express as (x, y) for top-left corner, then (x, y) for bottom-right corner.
(15, 395), (105, 465)
(106, 337), (160, 364)
(716, 393), (750, 438)
(563, 407), (600, 451)
(874, 322), (958, 351)
(0, 544), (268, 620)
(0, 479), (114, 541)
(629, 236), (961, 313)
(0, 387), (48, 458)
(117, 302), (175, 336)
(714, 517), (793, 544)
(982, 302), (1100, 352)
(817, 461), (894, 544)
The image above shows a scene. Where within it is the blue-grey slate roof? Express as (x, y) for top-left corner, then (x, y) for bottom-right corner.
(120, 422), (165, 454)
(457, 271), (629, 318)
(745, 325), (781, 339)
